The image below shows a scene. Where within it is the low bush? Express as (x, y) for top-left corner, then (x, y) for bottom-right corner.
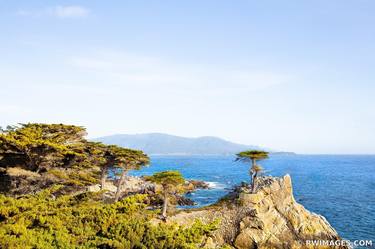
(0, 188), (217, 249)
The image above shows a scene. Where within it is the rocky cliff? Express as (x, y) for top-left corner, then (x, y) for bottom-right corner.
(168, 175), (348, 249)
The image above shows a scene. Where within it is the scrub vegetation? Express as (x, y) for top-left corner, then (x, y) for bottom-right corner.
(0, 123), (218, 249)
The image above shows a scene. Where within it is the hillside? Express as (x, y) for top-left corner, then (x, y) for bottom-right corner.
(93, 133), (262, 155)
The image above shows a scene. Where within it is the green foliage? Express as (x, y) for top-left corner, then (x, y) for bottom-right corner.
(0, 190), (217, 249)
(0, 123), (150, 194)
(235, 150), (269, 163)
(48, 169), (69, 180)
(0, 123), (88, 171)
(146, 171), (185, 188)
(146, 171), (186, 196)
(0, 123), (217, 248)
(105, 145), (150, 170)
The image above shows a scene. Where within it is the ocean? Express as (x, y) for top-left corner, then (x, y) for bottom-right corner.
(129, 154), (375, 246)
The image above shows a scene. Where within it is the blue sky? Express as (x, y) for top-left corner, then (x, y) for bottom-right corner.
(0, 0), (374, 154)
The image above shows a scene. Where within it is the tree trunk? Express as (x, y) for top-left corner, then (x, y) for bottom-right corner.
(25, 150), (37, 172)
(251, 172), (258, 193)
(251, 158), (256, 167)
(114, 169), (127, 202)
(249, 159), (256, 187)
(249, 169), (254, 188)
(162, 192), (168, 219)
(250, 158), (257, 191)
(250, 172), (254, 192)
(100, 165), (108, 190)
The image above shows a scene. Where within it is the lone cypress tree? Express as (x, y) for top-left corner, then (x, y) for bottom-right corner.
(235, 150), (269, 193)
(146, 171), (185, 219)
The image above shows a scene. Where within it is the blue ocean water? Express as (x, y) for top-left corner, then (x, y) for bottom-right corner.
(129, 155), (375, 244)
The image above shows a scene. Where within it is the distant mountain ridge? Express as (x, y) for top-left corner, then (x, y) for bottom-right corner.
(93, 133), (263, 155)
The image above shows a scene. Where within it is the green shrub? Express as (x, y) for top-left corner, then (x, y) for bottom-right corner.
(0, 189), (217, 249)
(48, 169), (69, 180)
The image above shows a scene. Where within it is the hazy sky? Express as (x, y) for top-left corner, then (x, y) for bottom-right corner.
(0, 1), (374, 154)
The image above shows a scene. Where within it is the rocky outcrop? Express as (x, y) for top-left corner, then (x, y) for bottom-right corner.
(87, 176), (209, 206)
(168, 175), (348, 249)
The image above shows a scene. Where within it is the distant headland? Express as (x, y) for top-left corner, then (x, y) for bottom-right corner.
(93, 133), (295, 155)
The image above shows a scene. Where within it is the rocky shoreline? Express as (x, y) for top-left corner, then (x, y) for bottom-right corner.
(87, 175), (210, 206)
(1, 168), (350, 248)
(1, 166), (349, 248)
(165, 175), (349, 249)
(0, 164), (349, 249)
